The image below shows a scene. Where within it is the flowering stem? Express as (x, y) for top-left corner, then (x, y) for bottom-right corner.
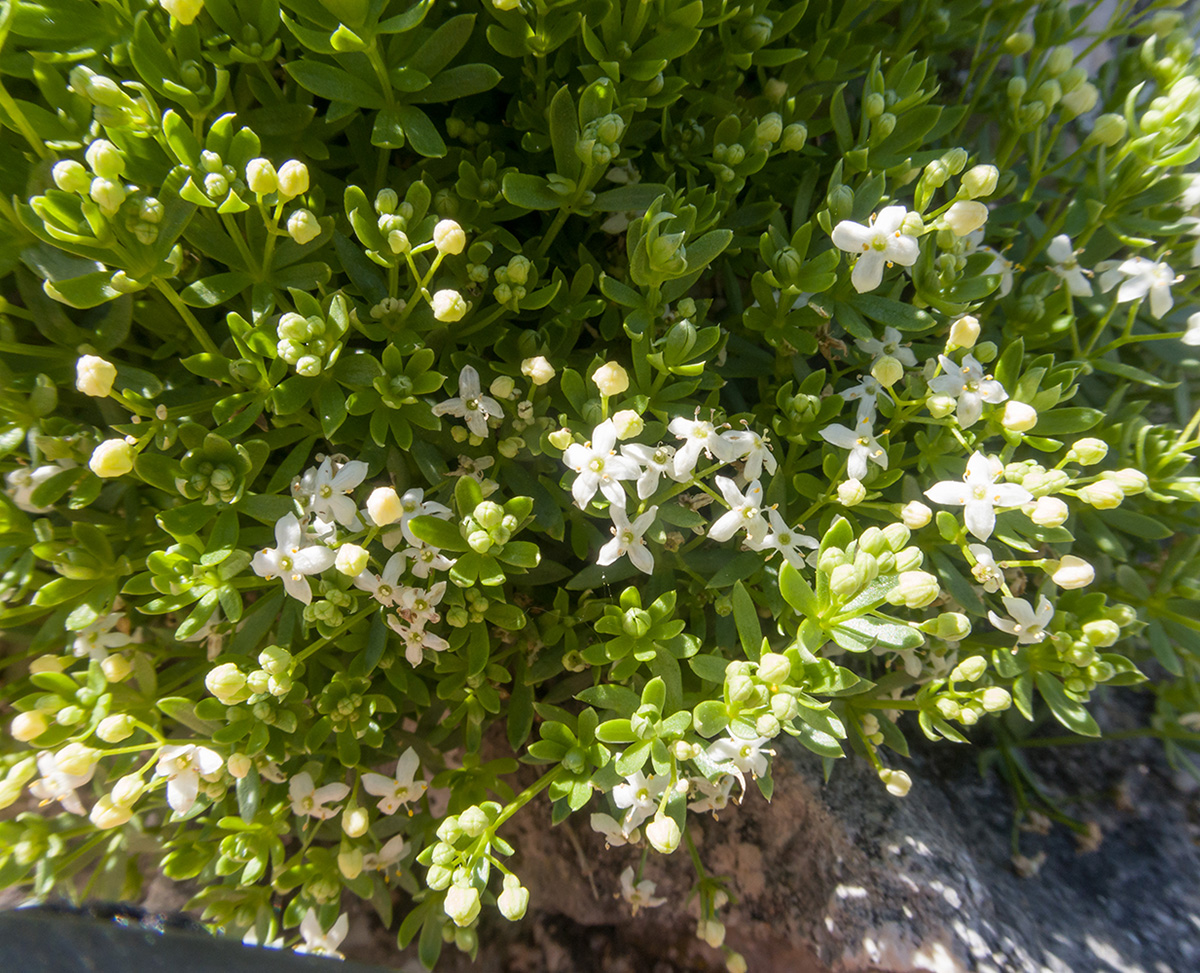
(154, 280), (222, 356)
(221, 212), (260, 278)
(490, 766), (564, 832)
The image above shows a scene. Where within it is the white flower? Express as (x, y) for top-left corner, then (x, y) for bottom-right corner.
(590, 812), (638, 847)
(859, 326), (917, 369)
(386, 615), (450, 666)
(598, 505), (657, 574)
(251, 513), (336, 604)
(155, 744), (224, 814)
(72, 612), (132, 661)
(612, 770), (666, 835)
(361, 748), (427, 815)
(831, 205), (920, 293)
(1098, 256), (1180, 319)
(1047, 235), (1093, 297)
(708, 477), (769, 545)
(963, 230), (1013, 296)
(968, 543), (1003, 592)
(353, 552), (406, 606)
(924, 451), (1033, 542)
(29, 750), (97, 815)
(927, 354), (1008, 428)
(296, 909), (349, 959)
(619, 866), (666, 915)
(294, 457), (368, 529)
(5, 464), (69, 513)
(988, 595), (1054, 644)
(362, 834), (408, 870)
(749, 508), (818, 568)
(819, 415), (888, 481)
(76, 355), (117, 397)
(288, 771), (350, 820)
(432, 365), (502, 437)
(687, 775), (735, 815)
(392, 541), (456, 579)
(620, 443), (682, 499)
(563, 418), (640, 509)
(719, 428), (777, 479)
(1183, 312), (1200, 347)
(842, 374), (882, 420)
(397, 582), (446, 627)
(705, 734), (774, 793)
(668, 416), (737, 478)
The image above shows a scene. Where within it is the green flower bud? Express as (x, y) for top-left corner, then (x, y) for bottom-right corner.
(837, 478), (866, 507)
(874, 112), (896, 139)
(827, 184), (855, 222)
(53, 160), (92, 193)
(886, 570), (940, 608)
(245, 158), (277, 194)
(757, 653), (791, 685)
(1087, 113), (1127, 147)
(980, 687), (1011, 712)
(436, 815), (463, 845)
(771, 692), (799, 722)
(1078, 480), (1124, 509)
(89, 438), (134, 478)
(1066, 438), (1108, 465)
(871, 354), (905, 388)
(830, 563), (862, 600)
(1102, 469), (1148, 494)
(645, 813), (681, 854)
(427, 863), (453, 890)
(858, 527), (888, 556)
(950, 654), (987, 682)
(1004, 32), (1034, 56)
(1082, 619), (1120, 647)
(206, 662), (249, 704)
(458, 805), (490, 838)
(900, 501), (932, 529)
(961, 164), (999, 199)
(1045, 45), (1074, 77)
(1007, 77), (1028, 103)
(780, 122), (807, 151)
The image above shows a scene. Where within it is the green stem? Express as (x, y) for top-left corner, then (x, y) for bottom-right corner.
(221, 212), (260, 278)
(0, 78), (49, 159)
(154, 280), (221, 355)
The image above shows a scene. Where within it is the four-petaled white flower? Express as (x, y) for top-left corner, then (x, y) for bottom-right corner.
(288, 771), (350, 820)
(705, 734), (774, 793)
(708, 477), (769, 546)
(293, 457), (368, 529)
(362, 834), (407, 871)
(563, 419), (640, 509)
(612, 770), (666, 835)
(748, 508), (819, 568)
(72, 612), (132, 661)
(831, 205), (921, 293)
(362, 748), (427, 815)
(386, 615), (450, 666)
(30, 750), (96, 816)
(251, 513), (336, 605)
(720, 428), (778, 480)
(1098, 256), (1181, 319)
(668, 416), (737, 478)
(155, 743), (224, 814)
(968, 543), (1003, 592)
(927, 354), (1008, 428)
(1047, 234), (1092, 297)
(590, 812), (638, 847)
(619, 866), (666, 915)
(924, 451), (1033, 542)
(687, 775), (735, 815)
(620, 443), (681, 499)
(598, 505), (658, 574)
(988, 595), (1054, 644)
(820, 415), (888, 481)
(393, 541), (457, 579)
(857, 326), (918, 368)
(432, 365), (503, 437)
(842, 375), (882, 420)
(397, 582), (446, 627)
(296, 909), (349, 959)
(353, 552), (406, 606)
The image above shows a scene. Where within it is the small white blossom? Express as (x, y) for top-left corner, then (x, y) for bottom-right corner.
(708, 477), (769, 545)
(612, 770), (666, 835)
(968, 544), (1003, 592)
(5, 464), (70, 513)
(71, 612), (132, 661)
(820, 415), (888, 481)
(392, 541), (456, 578)
(620, 443), (682, 499)
(563, 418), (640, 509)
(1047, 234), (1093, 297)
(155, 744), (224, 814)
(386, 615), (450, 666)
(397, 581), (446, 627)
(598, 505), (657, 574)
(858, 326), (917, 369)
(293, 457), (368, 529)
(705, 734), (774, 793)
(720, 427), (777, 479)
(30, 750), (97, 815)
(619, 866), (666, 915)
(668, 416), (737, 478)
(591, 812), (638, 847)
(924, 451), (1033, 542)
(362, 834), (408, 871)
(251, 513), (336, 604)
(831, 205), (921, 293)
(288, 771), (350, 820)
(1183, 312), (1200, 347)
(927, 354), (1008, 428)
(432, 365), (502, 437)
(687, 775), (735, 815)
(748, 508), (819, 568)
(988, 595), (1054, 644)
(361, 748), (427, 815)
(296, 909), (349, 959)
(353, 552), (406, 606)
(842, 374), (882, 421)
(963, 230), (1013, 296)
(1098, 256), (1181, 319)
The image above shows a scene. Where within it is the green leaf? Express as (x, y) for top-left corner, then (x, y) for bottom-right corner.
(410, 63), (501, 104)
(1032, 408), (1102, 435)
(284, 60), (384, 108)
(851, 293), (937, 332)
(1034, 671), (1100, 737)
(693, 699), (729, 737)
(779, 561), (818, 615)
(395, 104), (446, 158)
(502, 173), (563, 211)
(731, 581), (762, 661)
(408, 514), (468, 551)
(548, 85), (581, 182)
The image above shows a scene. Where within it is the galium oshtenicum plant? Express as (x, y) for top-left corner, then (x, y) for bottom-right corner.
(2, 0), (1200, 967)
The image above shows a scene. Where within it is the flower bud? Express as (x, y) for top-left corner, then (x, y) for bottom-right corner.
(932, 612), (972, 642)
(646, 813), (681, 854)
(1046, 45), (1074, 77)
(388, 229), (411, 254)
(1061, 82), (1098, 117)
(943, 200), (989, 237)
(950, 655), (987, 683)
(1087, 113), (1127, 147)
(433, 219), (466, 255)
(780, 123), (807, 151)
(85, 139), (124, 180)
(927, 394), (957, 418)
(444, 885), (481, 927)
(727, 952), (749, 973)
(879, 768), (911, 797)
(837, 478), (866, 507)
(591, 361), (629, 397)
(947, 315), (980, 350)
(56, 743), (99, 777)
(1030, 496), (1069, 527)
(436, 815), (463, 844)
(53, 160), (92, 193)
(1082, 619), (1120, 647)
(426, 863), (453, 890)
(367, 486), (403, 525)
(245, 158), (277, 194)
(96, 714), (135, 743)
(343, 805), (370, 838)
(497, 874), (530, 921)
(90, 177), (127, 216)
(1102, 469), (1148, 494)
(100, 654), (132, 682)
(961, 164), (998, 199)
(335, 544), (369, 577)
(90, 796), (132, 830)
(1077, 481), (1123, 509)
(886, 570), (940, 608)
(757, 112), (783, 143)
(611, 409), (644, 440)
(771, 692), (799, 722)
(1004, 32), (1034, 55)
(111, 774), (145, 807)
(900, 501), (932, 529)
(258, 645), (293, 675)
(75, 354), (118, 398)
(458, 805), (490, 838)
(287, 208), (321, 245)
(1007, 77), (1028, 103)
(871, 355), (904, 388)
(1001, 401), (1038, 432)
(206, 662), (249, 705)
(160, 0), (204, 23)
(698, 918), (726, 949)
(489, 376), (514, 400)
(829, 563), (861, 600)
(89, 438), (134, 478)
(548, 428), (573, 451)
(11, 712), (47, 742)
(521, 356), (554, 386)
(1051, 555), (1094, 589)
(980, 687), (1011, 712)
(757, 652), (792, 685)
(276, 160), (309, 199)
(1067, 438), (1107, 465)
(431, 289), (468, 322)
(339, 847), (364, 880)
(227, 753), (252, 778)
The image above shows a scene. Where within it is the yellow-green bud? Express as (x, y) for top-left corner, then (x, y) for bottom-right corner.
(343, 805), (370, 837)
(591, 361), (629, 397)
(339, 847), (364, 880)
(900, 500), (932, 529)
(458, 805), (490, 838)
(245, 158), (278, 194)
(76, 355), (117, 397)
(335, 543), (370, 577)
(1067, 438), (1107, 465)
(980, 687), (1011, 712)
(53, 160), (91, 194)
(1001, 401), (1038, 432)
(950, 654), (987, 682)
(1030, 496), (1069, 527)
(100, 654), (132, 682)
(11, 712), (47, 742)
(227, 753), (252, 778)
(1045, 45), (1074, 77)
(927, 394), (957, 418)
(276, 160), (309, 199)
(431, 289), (468, 322)
(548, 428), (573, 451)
(611, 409), (644, 440)
(96, 714), (135, 743)
(206, 663), (249, 705)
(757, 652), (791, 685)
(645, 813), (681, 854)
(444, 885), (481, 927)
(56, 743), (99, 777)
(1088, 113), (1127, 147)
(90, 796), (132, 830)
(89, 438), (134, 478)
(521, 356), (555, 385)
(780, 122), (807, 151)
(1078, 480), (1123, 509)
(111, 773), (145, 807)
(1082, 619), (1120, 647)
(1004, 32), (1033, 56)
(871, 354), (905, 388)
(1061, 83), (1098, 117)
(886, 570), (940, 608)
(879, 767), (912, 797)
(287, 208), (321, 246)
(943, 200), (989, 237)
(1102, 469), (1148, 494)
(497, 874), (530, 920)
(961, 164), (999, 199)
(837, 478), (866, 507)
(433, 219), (466, 255)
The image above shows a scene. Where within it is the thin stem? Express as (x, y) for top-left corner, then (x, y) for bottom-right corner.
(153, 280), (221, 355)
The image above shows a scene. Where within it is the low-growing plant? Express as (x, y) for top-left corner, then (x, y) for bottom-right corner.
(1, 0), (1199, 967)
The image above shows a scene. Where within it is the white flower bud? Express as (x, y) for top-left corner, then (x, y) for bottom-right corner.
(458, 805), (490, 838)
(497, 874), (530, 920)
(206, 662), (248, 705)
(698, 919), (726, 948)
(76, 355), (118, 397)
(1082, 619), (1120, 647)
(950, 655), (987, 683)
(1051, 555), (1094, 589)
(591, 361), (629, 396)
(489, 375), (515, 399)
(100, 654), (132, 682)
(276, 160), (309, 199)
(56, 743), (99, 777)
(1061, 82), (1098, 117)
(444, 885), (481, 927)
(85, 139), (124, 180)
(1102, 469), (1148, 494)
(1067, 438), (1108, 465)
(366, 486), (403, 525)
(89, 177), (127, 217)
(521, 356), (555, 386)
(1001, 401), (1038, 432)
(900, 500), (932, 529)
(948, 315), (980, 350)
(645, 813), (681, 854)
(927, 394), (957, 418)
(287, 208), (321, 245)
(879, 768), (911, 797)
(96, 714), (135, 743)
(335, 544), (370, 577)
(943, 199), (989, 237)
(227, 753), (252, 778)
(110, 774), (145, 807)
(871, 354), (904, 388)
(980, 687), (1011, 712)
(431, 289), (468, 322)
(886, 570), (940, 609)
(611, 409), (644, 440)
(1078, 480), (1123, 509)
(961, 164), (998, 199)
(837, 478), (866, 506)
(90, 797), (132, 830)
(1030, 496), (1069, 527)
(343, 805), (370, 838)
(11, 712), (47, 742)
(432, 219), (466, 255)
(89, 438), (134, 478)
(160, 0), (205, 23)
(53, 160), (91, 193)
(757, 652), (792, 685)
(245, 158), (277, 194)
